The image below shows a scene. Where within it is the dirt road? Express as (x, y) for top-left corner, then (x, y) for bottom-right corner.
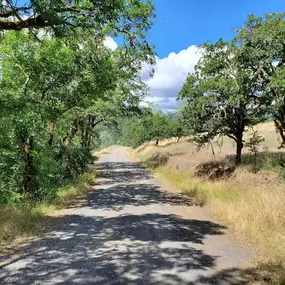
(0, 147), (252, 284)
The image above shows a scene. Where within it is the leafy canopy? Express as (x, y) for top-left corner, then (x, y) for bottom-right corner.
(179, 39), (265, 164)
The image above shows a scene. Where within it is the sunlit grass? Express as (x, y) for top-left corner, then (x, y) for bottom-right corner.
(155, 165), (285, 284)
(137, 121), (283, 165)
(155, 165), (285, 263)
(53, 172), (95, 208)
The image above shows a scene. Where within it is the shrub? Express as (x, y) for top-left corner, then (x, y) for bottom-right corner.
(195, 160), (235, 180)
(143, 153), (170, 169)
(59, 147), (94, 180)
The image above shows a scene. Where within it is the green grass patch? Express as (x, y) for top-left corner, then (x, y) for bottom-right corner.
(53, 171), (95, 208)
(241, 151), (285, 178)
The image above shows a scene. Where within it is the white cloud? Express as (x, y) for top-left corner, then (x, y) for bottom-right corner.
(144, 96), (178, 111)
(104, 36), (118, 51)
(143, 45), (202, 110)
(102, 38), (201, 111)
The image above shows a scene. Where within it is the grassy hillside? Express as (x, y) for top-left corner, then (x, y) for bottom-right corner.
(138, 122), (281, 162)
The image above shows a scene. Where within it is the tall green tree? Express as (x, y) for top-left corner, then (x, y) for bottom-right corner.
(0, 1), (156, 72)
(0, 28), (150, 202)
(179, 40), (264, 164)
(237, 13), (285, 147)
(120, 108), (184, 148)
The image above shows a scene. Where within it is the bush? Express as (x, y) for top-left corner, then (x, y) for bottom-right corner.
(0, 170), (96, 243)
(143, 153), (170, 169)
(59, 147), (94, 180)
(0, 148), (25, 204)
(195, 160), (235, 180)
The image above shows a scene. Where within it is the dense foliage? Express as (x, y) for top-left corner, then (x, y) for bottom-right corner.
(1, 7), (285, 203)
(237, 13), (285, 147)
(0, 1), (155, 203)
(179, 40), (265, 164)
(120, 110), (185, 148)
(0, 0), (155, 50)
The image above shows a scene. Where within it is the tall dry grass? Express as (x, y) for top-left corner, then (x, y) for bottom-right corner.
(155, 166), (285, 263)
(137, 121), (283, 164)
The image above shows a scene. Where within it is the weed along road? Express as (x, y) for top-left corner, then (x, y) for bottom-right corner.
(0, 147), (252, 285)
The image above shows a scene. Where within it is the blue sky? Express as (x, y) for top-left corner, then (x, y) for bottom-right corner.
(151, 0), (285, 58)
(141, 0), (285, 110)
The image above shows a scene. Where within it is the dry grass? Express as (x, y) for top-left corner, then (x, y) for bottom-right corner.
(243, 262), (285, 285)
(134, 122), (285, 284)
(138, 121), (283, 163)
(137, 148), (285, 263)
(0, 171), (96, 245)
(155, 166), (285, 262)
(144, 161), (285, 284)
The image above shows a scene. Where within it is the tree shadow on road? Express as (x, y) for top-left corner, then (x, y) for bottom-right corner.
(86, 183), (193, 211)
(0, 213), (234, 285)
(93, 162), (152, 185)
(89, 161), (193, 211)
(0, 160), (250, 285)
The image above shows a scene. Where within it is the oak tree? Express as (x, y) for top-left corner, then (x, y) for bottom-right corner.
(179, 40), (264, 164)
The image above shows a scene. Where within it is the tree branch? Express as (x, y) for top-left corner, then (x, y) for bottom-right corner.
(0, 6), (31, 18)
(0, 15), (51, 30)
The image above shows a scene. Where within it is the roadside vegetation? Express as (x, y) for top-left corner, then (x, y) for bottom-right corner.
(0, 171), (95, 244)
(0, 1), (155, 243)
(132, 131), (285, 284)
(139, 145), (285, 257)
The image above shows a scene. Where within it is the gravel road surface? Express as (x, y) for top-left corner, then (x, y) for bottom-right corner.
(0, 147), (252, 285)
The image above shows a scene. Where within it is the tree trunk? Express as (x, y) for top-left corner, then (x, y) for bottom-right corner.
(48, 121), (55, 146)
(274, 116), (285, 148)
(22, 136), (38, 200)
(80, 119), (86, 147)
(58, 120), (79, 160)
(63, 119), (79, 146)
(86, 116), (93, 147)
(87, 117), (104, 147)
(155, 140), (159, 146)
(85, 117), (91, 147)
(235, 135), (243, 165)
